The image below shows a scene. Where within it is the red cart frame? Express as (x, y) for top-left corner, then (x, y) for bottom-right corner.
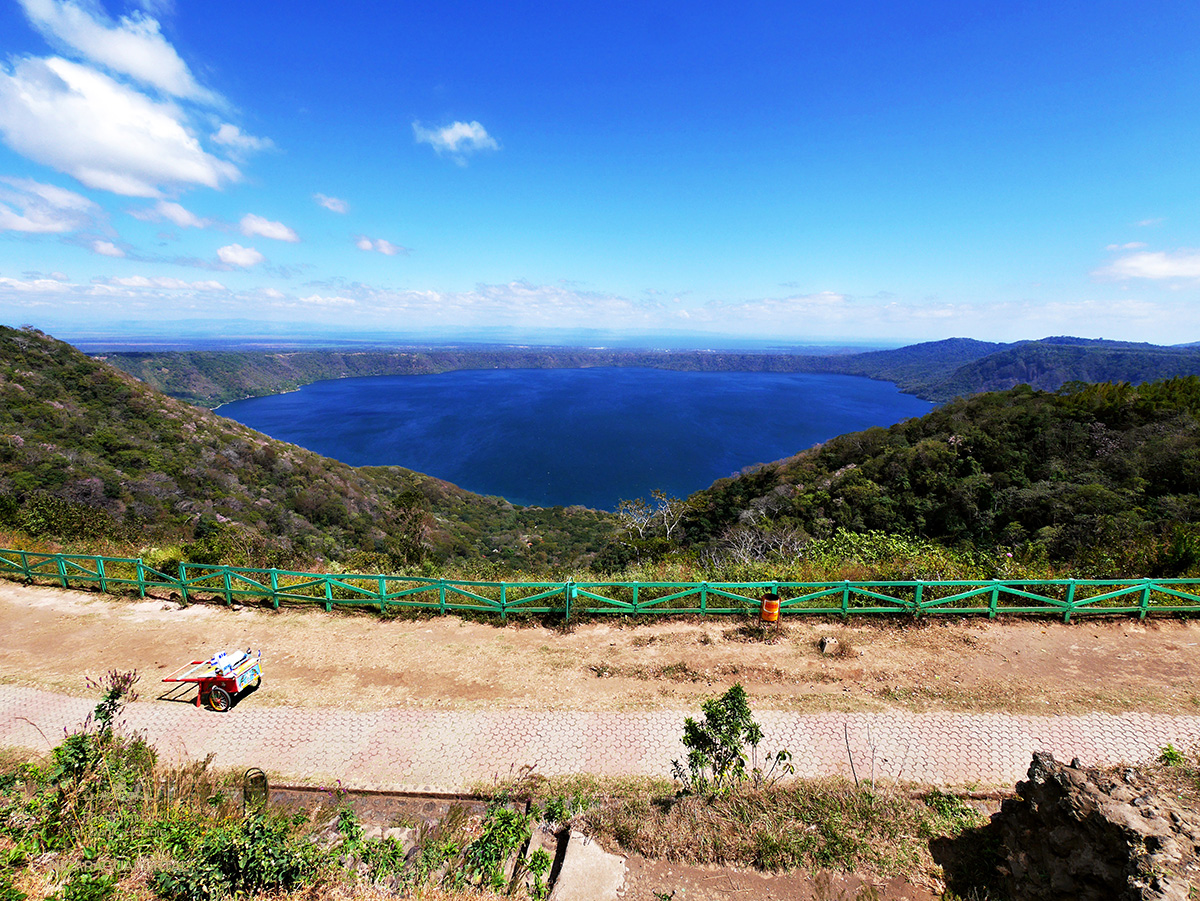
(162, 650), (262, 712)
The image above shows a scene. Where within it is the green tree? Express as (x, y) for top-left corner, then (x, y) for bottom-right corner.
(672, 683), (791, 795)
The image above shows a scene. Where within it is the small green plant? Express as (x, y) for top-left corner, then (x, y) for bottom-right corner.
(85, 671), (139, 737)
(334, 804), (363, 846)
(671, 683), (792, 795)
(921, 790), (985, 836)
(463, 802), (532, 890)
(47, 868), (116, 901)
(0, 869), (27, 901)
(527, 846), (552, 899)
(1159, 743), (1188, 767)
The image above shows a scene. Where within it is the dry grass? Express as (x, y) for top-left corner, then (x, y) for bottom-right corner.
(580, 779), (986, 881)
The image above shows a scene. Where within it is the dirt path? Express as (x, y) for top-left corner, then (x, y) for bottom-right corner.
(2, 581), (1197, 715)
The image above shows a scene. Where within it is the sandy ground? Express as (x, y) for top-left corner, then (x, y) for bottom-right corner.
(2, 580), (1197, 714)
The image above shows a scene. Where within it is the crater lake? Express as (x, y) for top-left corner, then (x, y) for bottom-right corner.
(218, 368), (933, 509)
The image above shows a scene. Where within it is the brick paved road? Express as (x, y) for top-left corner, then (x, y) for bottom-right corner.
(3, 685), (1198, 791)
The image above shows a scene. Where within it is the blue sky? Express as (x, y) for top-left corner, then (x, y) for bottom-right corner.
(0, 0), (1198, 345)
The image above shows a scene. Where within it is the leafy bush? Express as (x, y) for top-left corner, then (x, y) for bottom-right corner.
(47, 867), (116, 901)
(152, 813), (322, 901)
(463, 802), (532, 890)
(672, 683), (792, 796)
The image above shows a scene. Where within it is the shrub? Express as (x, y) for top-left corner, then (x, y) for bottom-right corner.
(672, 683), (792, 796)
(152, 813), (322, 901)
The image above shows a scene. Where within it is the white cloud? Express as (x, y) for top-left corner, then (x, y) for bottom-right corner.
(1097, 250), (1200, 281)
(412, 120), (498, 163)
(217, 243), (263, 267)
(211, 124), (274, 155)
(0, 274), (74, 292)
(133, 0), (174, 17)
(92, 239), (124, 256)
(697, 291), (850, 325)
(355, 236), (405, 255)
(105, 275), (225, 290)
(240, 213), (298, 242)
(1105, 242), (1146, 251)
(0, 56), (239, 197)
(296, 293), (355, 306)
(0, 175), (97, 232)
(314, 193), (348, 214)
(1136, 218), (1164, 227)
(129, 199), (207, 228)
(16, 0), (217, 102)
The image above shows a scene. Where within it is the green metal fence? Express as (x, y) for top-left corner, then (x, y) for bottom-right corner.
(2, 547), (1199, 622)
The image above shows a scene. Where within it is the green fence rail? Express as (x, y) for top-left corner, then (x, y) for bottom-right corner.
(2, 548), (1200, 622)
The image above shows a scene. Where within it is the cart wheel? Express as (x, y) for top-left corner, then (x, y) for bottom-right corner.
(251, 675), (262, 690)
(208, 686), (232, 712)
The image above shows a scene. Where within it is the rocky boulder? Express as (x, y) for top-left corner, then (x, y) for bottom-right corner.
(987, 751), (1199, 900)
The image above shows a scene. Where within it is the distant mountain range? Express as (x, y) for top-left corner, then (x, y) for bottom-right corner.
(99, 336), (1200, 407)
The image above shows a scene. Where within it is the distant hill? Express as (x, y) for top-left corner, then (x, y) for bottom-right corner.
(0, 327), (614, 569)
(679, 378), (1200, 573)
(932, 340), (1200, 401)
(102, 336), (1200, 407)
(811, 338), (1007, 398)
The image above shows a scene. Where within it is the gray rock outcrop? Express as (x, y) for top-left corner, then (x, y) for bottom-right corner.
(991, 751), (1199, 900)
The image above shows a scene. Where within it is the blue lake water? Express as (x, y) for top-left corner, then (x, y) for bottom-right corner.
(218, 368), (932, 510)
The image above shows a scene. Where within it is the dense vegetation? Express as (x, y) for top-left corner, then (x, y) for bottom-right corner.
(10, 326), (1200, 581)
(0, 327), (613, 571)
(103, 336), (1200, 406)
(678, 378), (1200, 576)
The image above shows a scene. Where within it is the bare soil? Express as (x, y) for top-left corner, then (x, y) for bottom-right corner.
(2, 581), (1197, 714)
(621, 855), (939, 901)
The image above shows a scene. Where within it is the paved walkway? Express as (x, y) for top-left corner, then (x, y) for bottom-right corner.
(2, 685), (1199, 791)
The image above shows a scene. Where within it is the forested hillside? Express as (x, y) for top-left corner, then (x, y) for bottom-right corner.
(933, 338), (1200, 401)
(679, 379), (1200, 575)
(0, 327), (613, 570)
(10, 326), (1200, 580)
(103, 337), (1200, 407)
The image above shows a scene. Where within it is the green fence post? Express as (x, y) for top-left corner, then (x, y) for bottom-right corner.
(500, 583), (507, 623)
(841, 581), (850, 619)
(989, 581), (999, 618)
(632, 582), (640, 615)
(179, 563), (189, 606)
(700, 582), (707, 615)
(97, 556), (107, 594)
(913, 581), (923, 617)
(439, 580), (446, 615)
(136, 559), (146, 598)
(1139, 581), (1151, 621)
(323, 576), (333, 612)
(269, 569), (280, 610)
(1064, 579), (1076, 624)
(222, 567), (233, 606)
(563, 581), (572, 623)
(378, 576), (387, 614)
(20, 550), (31, 582)
(56, 555), (68, 589)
